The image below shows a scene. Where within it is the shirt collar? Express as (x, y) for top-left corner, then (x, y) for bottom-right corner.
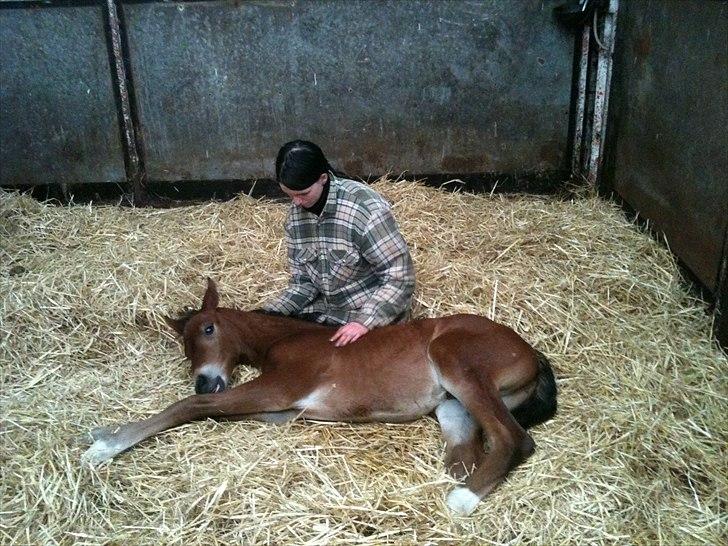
(319, 173), (340, 218)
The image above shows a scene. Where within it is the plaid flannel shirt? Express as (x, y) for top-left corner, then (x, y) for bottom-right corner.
(263, 176), (415, 328)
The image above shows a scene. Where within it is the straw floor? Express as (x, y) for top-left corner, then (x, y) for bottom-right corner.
(1, 180), (726, 545)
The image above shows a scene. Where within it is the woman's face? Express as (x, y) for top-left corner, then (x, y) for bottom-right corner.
(280, 173), (328, 208)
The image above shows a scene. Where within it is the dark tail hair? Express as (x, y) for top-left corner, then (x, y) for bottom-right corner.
(510, 351), (557, 429)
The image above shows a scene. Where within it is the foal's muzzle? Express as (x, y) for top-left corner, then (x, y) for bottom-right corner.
(195, 374), (226, 394)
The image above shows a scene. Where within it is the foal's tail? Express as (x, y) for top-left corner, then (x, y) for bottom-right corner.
(510, 351), (557, 429)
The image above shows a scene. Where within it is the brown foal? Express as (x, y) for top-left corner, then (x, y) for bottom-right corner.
(83, 279), (556, 515)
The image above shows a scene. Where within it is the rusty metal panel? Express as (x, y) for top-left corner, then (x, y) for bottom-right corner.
(604, 0), (728, 292)
(0, 4), (127, 186)
(122, 0), (574, 182)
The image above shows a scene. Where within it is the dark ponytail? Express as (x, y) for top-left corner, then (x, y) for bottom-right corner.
(275, 140), (342, 190)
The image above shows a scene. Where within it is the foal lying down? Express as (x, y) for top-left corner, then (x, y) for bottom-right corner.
(83, 279), (557, 516)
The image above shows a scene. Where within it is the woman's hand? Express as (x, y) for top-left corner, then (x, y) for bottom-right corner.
(330, 322), (369, 347)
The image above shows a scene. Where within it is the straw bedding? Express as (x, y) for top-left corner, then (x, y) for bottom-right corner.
(1, 180), (725, 545)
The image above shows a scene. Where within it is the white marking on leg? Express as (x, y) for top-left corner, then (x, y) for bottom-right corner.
(447, 487), (481, 516)
(436, 399), (477, 445)
(82, 438), (123, 465)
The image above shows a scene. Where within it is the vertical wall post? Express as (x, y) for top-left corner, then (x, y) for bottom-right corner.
(572, 24), (591, 176)
(586, 0), (619, 185)
(105, 0), (145, 203)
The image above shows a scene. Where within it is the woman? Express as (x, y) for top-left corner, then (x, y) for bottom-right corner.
(262, 140), (415, 347)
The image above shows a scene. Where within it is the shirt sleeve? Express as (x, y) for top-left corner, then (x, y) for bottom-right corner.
(351, 206), (415, 328)
(262, 226), (320, 315)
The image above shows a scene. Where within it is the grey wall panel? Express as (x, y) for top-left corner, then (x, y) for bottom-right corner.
(0, 5), (126, 186)
(123, 0), (573, 181)
(605, 0), (728, 291)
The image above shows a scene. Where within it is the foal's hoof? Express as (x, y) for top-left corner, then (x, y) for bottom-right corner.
(82, 426), (124, 465)
(446, 487), (481, 516)
(82, 437), (122, 465)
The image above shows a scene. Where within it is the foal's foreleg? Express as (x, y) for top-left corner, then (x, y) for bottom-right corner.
(82, 376), (294, 465)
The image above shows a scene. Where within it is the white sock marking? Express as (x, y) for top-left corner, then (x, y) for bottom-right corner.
(447, 487), (480, 516)
(82, 439), (122, 465)
(436, 399), (477, 445)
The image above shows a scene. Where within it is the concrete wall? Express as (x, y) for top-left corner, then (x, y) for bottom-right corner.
(0, 4), (126, 186)
(124, 0), (574, 182)
(0, 0), (575, 188)
(602, 0), (728, 292)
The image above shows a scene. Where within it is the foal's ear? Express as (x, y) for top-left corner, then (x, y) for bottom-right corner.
(202, 277), (220, 310)
(164, 315), (187, 336)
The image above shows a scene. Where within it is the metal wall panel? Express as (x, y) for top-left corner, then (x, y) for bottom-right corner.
(604, 0), (728, 291)
(123, 0), (574, 181)
(0, 4), (127, 186)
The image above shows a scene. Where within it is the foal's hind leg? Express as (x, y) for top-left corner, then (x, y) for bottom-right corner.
(435, 399), (485, 480)
(429, 334), (536, 515)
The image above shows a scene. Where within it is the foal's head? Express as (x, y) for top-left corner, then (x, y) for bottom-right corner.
(165, 279), (241, 395)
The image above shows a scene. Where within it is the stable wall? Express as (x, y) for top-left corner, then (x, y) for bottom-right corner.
(602, 0), (728, 294)
(0, 3), (127, 187)
(0, 0), (574, 189)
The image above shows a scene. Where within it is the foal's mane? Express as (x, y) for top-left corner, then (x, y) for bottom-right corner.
(170, 306), (326, 333)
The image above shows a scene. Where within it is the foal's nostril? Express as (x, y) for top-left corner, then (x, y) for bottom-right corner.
(212, 376), (226, 393)
(195, 374), (226, 394)
(195, 375), (208, 394)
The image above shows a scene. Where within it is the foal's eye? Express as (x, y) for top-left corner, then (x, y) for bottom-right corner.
(204, 324), (215, 336)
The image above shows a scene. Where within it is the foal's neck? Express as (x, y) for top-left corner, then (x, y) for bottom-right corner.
(221, 308), (329, 363)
